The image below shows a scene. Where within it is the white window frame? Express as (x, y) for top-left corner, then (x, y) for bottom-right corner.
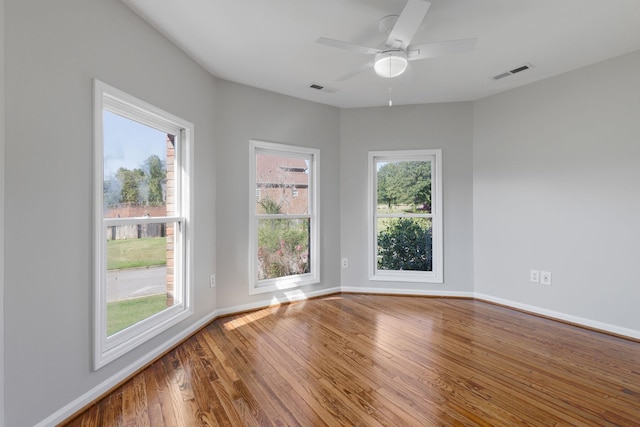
(249, 140), (320, 295)
(368, 149), (443, 283)
(93, 80), (194, 369)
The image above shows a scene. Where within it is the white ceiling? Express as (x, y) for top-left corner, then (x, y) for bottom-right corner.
(123, 0), (640, 108)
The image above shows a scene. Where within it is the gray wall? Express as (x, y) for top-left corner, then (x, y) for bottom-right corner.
(3, 0), (639, 424)
(3, 2), (341, 424)
(473, 50), (640, 332)
(4, 0), (216, 425)
(214, 80), (341, 309)
(340, 103), (475, 293)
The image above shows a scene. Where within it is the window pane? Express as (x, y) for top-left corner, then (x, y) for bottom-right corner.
(103, 111), (174, 218)
(377, 217), (433, 272)
(106, 222), (176, 336)
(257, 218), (310, 280)
(255, 152), (310, 215)
(376, 160), (432, 214)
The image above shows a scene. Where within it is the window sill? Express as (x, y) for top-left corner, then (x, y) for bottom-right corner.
(369, 271), (443, 284)
(250, 275), (320, 295)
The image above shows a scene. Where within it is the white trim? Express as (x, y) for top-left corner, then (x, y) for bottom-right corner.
(99, 304), (192, 367)
(33, 286), (341, 427)
(36, 286), (640, 425)
(214, 286), (341, 317)
(0, 0), (5, 420)
(102, 85), (185, 136)
(254, 213), (311, 220)
(339, 288), (640, 340)
(104, 216), (183, 226)
(93, 80), (194, 369)
(341, 286), (474, 299)
(249, 140), (320, 295)
(34, 309), (219, 427)
(474, 293), (640, 340)
(368, 149), (443, 283)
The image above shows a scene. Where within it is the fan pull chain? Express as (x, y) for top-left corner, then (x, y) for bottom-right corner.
(388, 57), (393, 106)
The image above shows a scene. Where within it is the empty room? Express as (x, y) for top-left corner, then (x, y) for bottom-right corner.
(1, 0), (640, 425)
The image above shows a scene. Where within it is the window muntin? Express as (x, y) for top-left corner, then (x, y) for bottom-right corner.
(94, 80), (193, 369)
(369, 150), (443, 283)
(250, 141), (319, 294)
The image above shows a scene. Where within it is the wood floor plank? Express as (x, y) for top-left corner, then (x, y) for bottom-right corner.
(220, 313), (342, 426)
(143, 369), (166, 426)
(62, 294), (640, 426)
(98, 389), (123, 427)
(191, 334), (247, 426)
(349, 295), (637, 425)
(254, 309), (402, 426)
(208, 321), (281, 426)
(145, 361), (180, 426)
(160, 349), (202, 427)
(121, 375), (150, 426)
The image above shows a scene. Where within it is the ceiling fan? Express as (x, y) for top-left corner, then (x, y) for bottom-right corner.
(316, 0), (476, 80)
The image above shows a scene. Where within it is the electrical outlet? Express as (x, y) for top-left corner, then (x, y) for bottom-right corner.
(341, 258), (349, 268)
(209, 274), (216, 288)
(530, 269), (540, 283)
(540, 271), (552, 285)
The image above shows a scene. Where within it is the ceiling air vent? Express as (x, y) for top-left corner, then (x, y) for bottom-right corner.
(493, 72), (511, 80)
(510, 65), (530, 74)
(493, 63), (534, 80)
(309, 83), (337, 93)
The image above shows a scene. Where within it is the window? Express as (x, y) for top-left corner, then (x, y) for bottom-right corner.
(93, 80), (193, 369)
(369, 149), (443, 283)
(249, 140), (319, 294)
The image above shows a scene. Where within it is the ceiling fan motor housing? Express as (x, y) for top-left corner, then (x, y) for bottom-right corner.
(374, 50), (408, 78)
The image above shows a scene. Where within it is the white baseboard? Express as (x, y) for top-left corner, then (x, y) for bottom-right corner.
(474, 293), (640, 340)
(34, 310), (219, 427)
(37, 286), (638, 426)
(341, 285), (475, 299)
(342, 287), (640, 339)
(35, 286), (341, 427)
(214, 286), (341, 317)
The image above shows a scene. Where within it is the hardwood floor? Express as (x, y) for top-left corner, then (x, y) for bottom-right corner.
(63, 294), (640, 426)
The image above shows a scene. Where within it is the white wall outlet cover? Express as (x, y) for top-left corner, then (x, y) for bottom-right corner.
(530, 270), (540, 283)
(540, 271), (552, 285)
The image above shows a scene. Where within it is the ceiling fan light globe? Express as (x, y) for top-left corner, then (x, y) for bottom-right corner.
(374, 51), (408, 78)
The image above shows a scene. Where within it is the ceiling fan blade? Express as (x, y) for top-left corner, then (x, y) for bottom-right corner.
(385, 0), (431, 50)
(407, 38), (477, 61)
(316, 37), (382, 55)
(335, 61), (375, 82)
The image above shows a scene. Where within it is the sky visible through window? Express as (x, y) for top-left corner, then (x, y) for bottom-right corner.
(103, 110), (167, 179)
